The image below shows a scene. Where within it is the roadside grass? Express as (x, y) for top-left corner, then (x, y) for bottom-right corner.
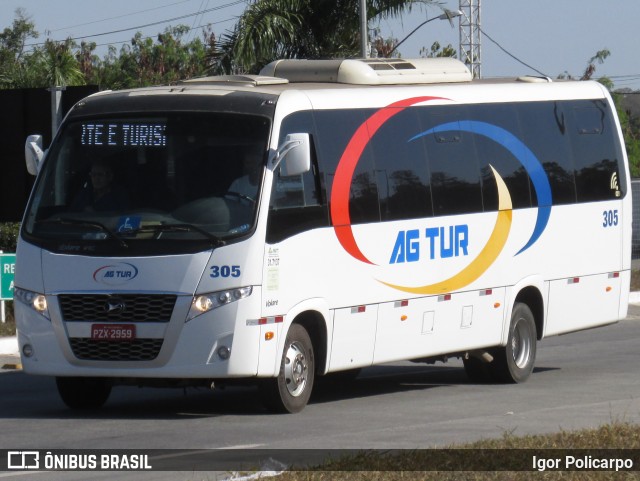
(277, 422), (640, 481)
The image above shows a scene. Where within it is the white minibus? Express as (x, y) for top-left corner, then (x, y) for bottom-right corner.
(15, 58), (630, 412)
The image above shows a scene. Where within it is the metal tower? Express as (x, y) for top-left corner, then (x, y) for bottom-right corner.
(459, 0), (481, 78)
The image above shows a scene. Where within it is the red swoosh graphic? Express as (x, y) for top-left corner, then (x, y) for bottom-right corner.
(331, 96), (447, 264)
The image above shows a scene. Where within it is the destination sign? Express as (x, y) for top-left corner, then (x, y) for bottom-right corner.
(81, 123), (167, 147)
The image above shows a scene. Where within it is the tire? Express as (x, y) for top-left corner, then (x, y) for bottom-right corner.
(56, 377), (112, 410)
(490, 302), (537, 383)
(261, 324), (315, 413)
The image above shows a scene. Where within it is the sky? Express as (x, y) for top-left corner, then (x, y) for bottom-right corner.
(1, 0), (639, 91)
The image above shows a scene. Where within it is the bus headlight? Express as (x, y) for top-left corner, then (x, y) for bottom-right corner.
(187, 286), (253, 322)
(14, 287), (50, 320)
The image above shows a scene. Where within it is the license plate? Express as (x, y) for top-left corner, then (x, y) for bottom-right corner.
(91, 324), (136, 341)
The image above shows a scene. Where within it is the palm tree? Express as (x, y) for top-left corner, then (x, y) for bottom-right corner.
(41, 39), (85, 87)
(211, 0), (444, 74)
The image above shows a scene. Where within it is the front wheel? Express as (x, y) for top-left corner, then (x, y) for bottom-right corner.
(490, 302), (537, 383)
(56, 377), (112, 410)
(260, 324), (315, 413)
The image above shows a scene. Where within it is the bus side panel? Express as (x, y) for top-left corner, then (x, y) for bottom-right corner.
(328, 305), (377, 372)
(543, 201), (626, 336)
(546, 273), (622, 336)
(372, 288), (506, 364)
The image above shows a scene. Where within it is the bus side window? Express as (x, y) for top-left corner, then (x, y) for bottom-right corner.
(470, 103), (533, 211)
(419, 106), (484, 217)
(518, 101), (576, 205)
(266, 112), (327, 243)
(570, 101), (625, 201)
(368, 107), (433, 221)
(313, 109), (380, 226)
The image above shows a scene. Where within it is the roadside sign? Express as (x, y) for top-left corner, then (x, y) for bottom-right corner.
(0, 254), (16, 300)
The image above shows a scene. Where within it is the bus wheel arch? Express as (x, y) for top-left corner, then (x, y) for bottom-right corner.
(513, 285), (544, 341)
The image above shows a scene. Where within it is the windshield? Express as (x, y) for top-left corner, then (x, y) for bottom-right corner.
(23, 112), (270, 255)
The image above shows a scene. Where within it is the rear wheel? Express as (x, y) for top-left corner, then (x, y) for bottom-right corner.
(56, 377), (111, 409)
(261, 324), (315, 413)
(490, 302), (537, 383)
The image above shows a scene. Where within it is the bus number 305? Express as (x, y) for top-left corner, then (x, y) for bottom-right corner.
(210, 265), (241, 278)
(602, 209), (619, 228)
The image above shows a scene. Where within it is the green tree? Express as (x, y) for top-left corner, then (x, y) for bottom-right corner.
(213, 0), (443, 74)
(0, 8), (39, 88)
(87, 26), (214, 90)
(39, 38), (85, 86)
(0, 9), (84, 88)
(0, 8), (37, 66)
(420, 40), (456, 58)
(615, 96), (640, 177)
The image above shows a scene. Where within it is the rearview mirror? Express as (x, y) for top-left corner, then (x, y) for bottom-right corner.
(273, 133), (311, 177)
(25, 134), (45, 175)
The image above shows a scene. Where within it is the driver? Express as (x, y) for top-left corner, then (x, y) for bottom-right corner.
(228, 149), (262, 201)
(71, 160), (129, 212)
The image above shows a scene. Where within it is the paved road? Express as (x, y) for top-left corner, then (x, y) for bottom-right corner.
(1, 309), (639, 478)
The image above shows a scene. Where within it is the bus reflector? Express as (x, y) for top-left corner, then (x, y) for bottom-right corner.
(568, 277), (580, 284)
(351, 306), (366, 314)
(606, 286), (612, 292)
(248, 316), (284, 326)
(480, 289), (493, 296)
(400, 315), (408, 321)
(265, 331), (275, 341)
(438, 294), (452, 302)
(609, 272), (620, 279)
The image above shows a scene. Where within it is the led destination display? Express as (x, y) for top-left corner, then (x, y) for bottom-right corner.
(81, 122), (167, 147)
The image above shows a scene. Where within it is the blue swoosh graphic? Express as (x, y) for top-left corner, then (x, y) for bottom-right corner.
(410, 120), (552, 255)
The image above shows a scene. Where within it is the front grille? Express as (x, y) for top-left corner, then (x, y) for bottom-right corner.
(59, 294), (177, 323)
(69, 338), (163, 361)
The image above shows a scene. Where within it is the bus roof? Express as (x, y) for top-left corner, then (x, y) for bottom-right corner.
(76, 58), (610, 115)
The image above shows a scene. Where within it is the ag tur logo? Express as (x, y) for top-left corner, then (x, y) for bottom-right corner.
(93, 263), (139, 286)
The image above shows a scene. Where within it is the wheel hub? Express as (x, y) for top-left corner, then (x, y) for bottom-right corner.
(284, 342), (308, 397)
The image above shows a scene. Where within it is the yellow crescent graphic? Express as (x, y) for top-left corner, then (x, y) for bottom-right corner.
(380, 165), (512, 294)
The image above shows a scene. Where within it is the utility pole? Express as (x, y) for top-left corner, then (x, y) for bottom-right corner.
(459, 0), (481, 78)
(359, 0), (368, 58)
(48, 86), (66, 139)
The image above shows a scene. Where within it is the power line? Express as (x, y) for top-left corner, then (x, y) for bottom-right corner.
(87, 17), (235, 51)
(25, 0), (245, 47)
(187, 0), (209, 42)
(49, 0), (194, 33)
(479, 27), (547, 78)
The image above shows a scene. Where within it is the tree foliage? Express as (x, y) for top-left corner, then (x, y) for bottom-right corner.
(420, 40), (456, 58)
(212, 0), (444, 74)
(1, 5), (639, 177)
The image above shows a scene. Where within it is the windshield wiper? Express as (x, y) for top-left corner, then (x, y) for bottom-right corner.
(131, 223), (225, 247)
(55, 218), (129, 248)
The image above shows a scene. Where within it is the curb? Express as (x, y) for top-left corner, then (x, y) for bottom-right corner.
(1, 361), (22, 370)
